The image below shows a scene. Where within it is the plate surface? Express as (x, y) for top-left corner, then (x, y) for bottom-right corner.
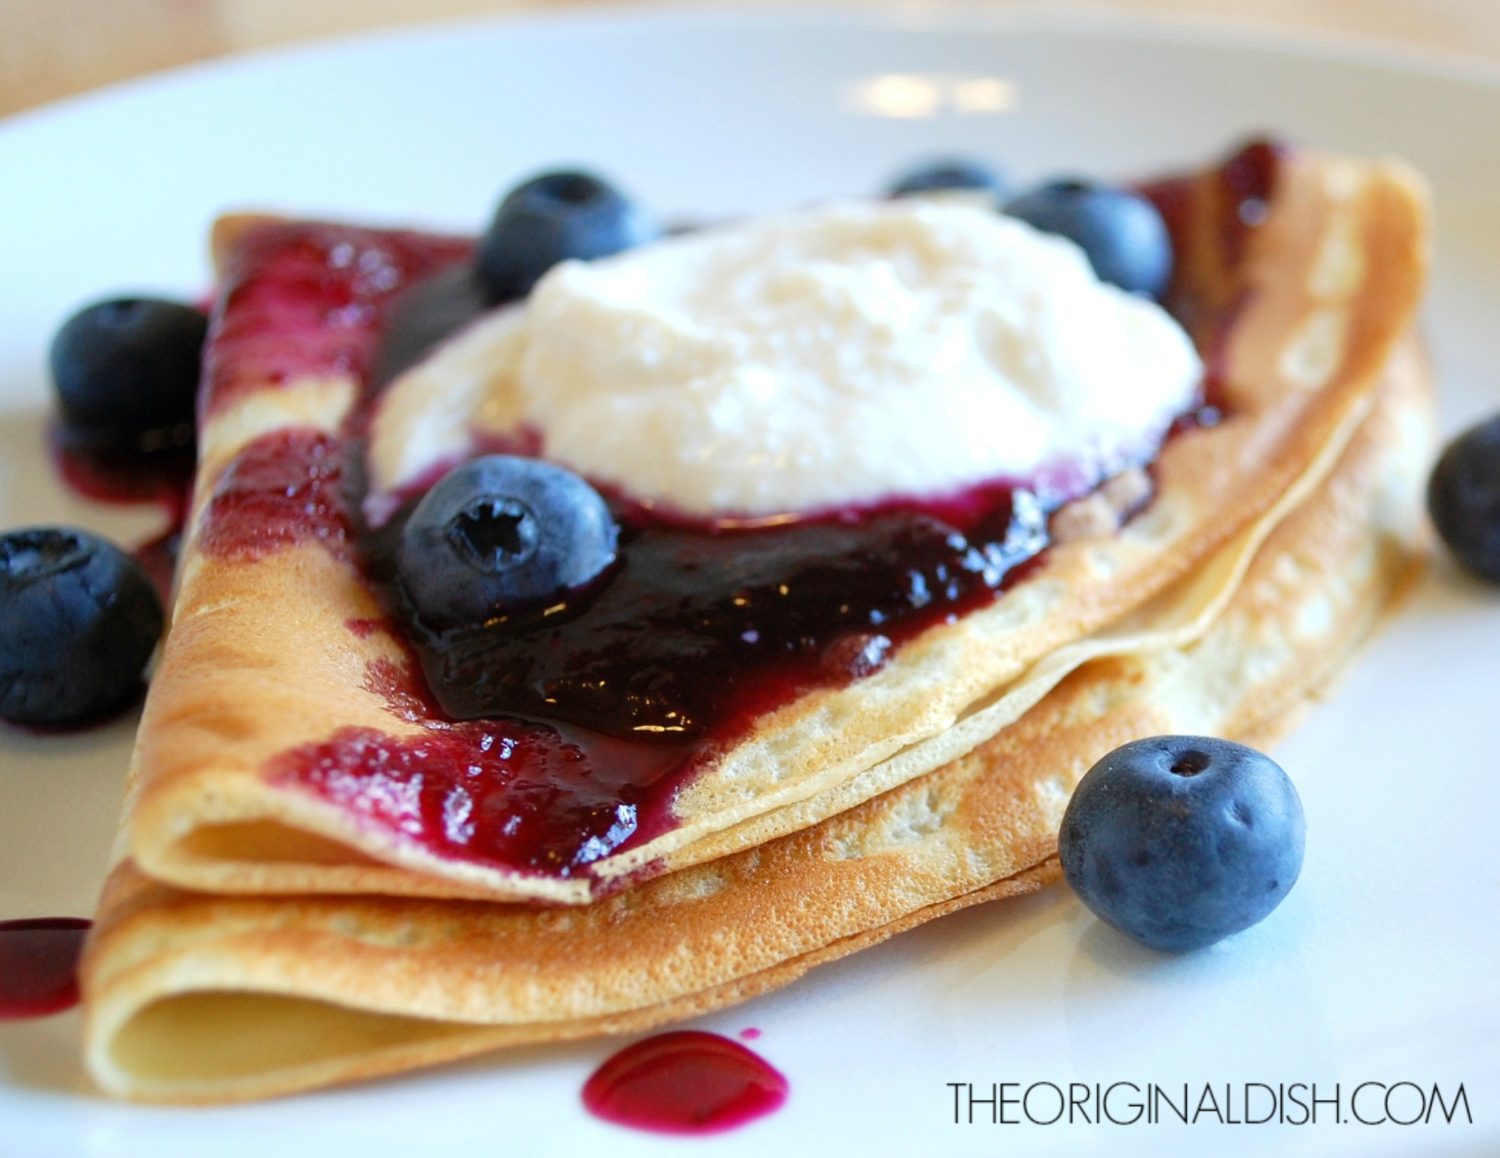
(2, 7), (1497, 1156)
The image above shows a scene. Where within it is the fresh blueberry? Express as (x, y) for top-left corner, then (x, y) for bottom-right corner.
(476, 171), (657, 304)
(1003, 179), (1173, 297)
(1058, 736), (1305, 952)
(887, 157), (1008, 199)
(49, 297), (207, 452)
(398, 455), (618, 631)
(0, 527), (164, 726)
(1427, 414), (1500, 584)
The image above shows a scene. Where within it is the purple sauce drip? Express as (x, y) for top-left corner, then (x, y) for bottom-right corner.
(582, 1031), (788, 1135)
(0, 918), (90, 1019)
(182, 155), (1278, 883)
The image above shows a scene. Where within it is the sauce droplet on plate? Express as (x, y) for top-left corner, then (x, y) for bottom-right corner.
(0, 918), (91, 1019)
(582, 1030), (787, 1134)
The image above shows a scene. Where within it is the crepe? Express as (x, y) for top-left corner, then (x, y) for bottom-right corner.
(77, 143), (1433, 1102)
(111, 146), (1429, 906)
(82, 335), (1430, 1103)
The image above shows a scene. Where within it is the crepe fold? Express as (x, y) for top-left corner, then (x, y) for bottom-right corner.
(81, 146), (1432, 1101)
(109, 149), (1429, 907)
(84, 341), (1430, 1103)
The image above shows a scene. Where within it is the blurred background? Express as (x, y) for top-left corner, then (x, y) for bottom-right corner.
(4, 0), (1500, 120)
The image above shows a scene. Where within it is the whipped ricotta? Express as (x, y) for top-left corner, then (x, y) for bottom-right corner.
(369, 199), (1202, 519)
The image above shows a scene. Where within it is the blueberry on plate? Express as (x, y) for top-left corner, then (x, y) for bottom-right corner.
(1002, 179), (1173, 297)
(1058, 735), (1305, 952)
(398, 455), (618, 631)
(49, 297), (207, 452)
(476, 170), (657, 304)
(887, 156), (1008, 199)
(1427, 413), (1500, 584)
(0, 527), (165, 726)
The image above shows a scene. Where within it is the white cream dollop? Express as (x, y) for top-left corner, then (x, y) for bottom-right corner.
(369, 199), (1201, 518)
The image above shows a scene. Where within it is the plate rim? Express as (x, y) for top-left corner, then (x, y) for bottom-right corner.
(1, 6), (1497, 1150)
(6, 1), (1500, 140)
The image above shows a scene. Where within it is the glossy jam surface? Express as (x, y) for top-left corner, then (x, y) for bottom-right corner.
(1144, 136), (1283, 319)
(198, 429), (352, 563)
(48, 430), (195, 604)
(1218, 137), (1284, 264)
(0, 918), (90, 1019)
(48, 429), (195, 514)
(337, 475), (1047, 875)
(224, 144), (1280, 882)
(1142, 137), (1283, 413)
(274, 658), (689, 874)
(582, 1031), (788, 1135)
(416, 486), (1046, 737)
(220, 221), (1059, 878)
(204, 221), (471, 418)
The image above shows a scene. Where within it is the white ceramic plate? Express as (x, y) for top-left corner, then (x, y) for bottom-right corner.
(2, 8), (1498, 1156)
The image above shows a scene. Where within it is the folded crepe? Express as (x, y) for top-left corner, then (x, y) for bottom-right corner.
(83, 339), (1430, 1103)
(111, 146), (1428, 906)
(80, 143), (1432, 1101)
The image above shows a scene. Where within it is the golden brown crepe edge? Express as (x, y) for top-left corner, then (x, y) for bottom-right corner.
(122, 149), (1432, 904)
(83, 339), (1431, 1102)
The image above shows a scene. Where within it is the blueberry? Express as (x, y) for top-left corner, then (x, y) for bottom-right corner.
(49, 297), (207, 452)
(887, 157), (1008, 199)
(0, 527), (164, 726)
(1427, 414), (1500, 584)
(1058, 736), (1305, 952)
(398, 456), (618, 631)
(1003, 180), (1173, 297)
(476, 171), (657, 304)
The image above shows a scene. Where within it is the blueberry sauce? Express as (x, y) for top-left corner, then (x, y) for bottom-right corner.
(0, 918), (90, 1019)
(275, 657), (691, 875)
(48, 429), (195, 514)
(1142, 136), (1283, 411)
(296, 470), (1049, 875)
(1142, 136), (1283, 284)
(47, 429), (195, 606)
(198, 429), (352, 564)
(185, 220), (1054, 878)
(193, 140), (1280, 883)
(203, 220), (471, 420)
(410, 485), (1047, 737)
(44, 221), (468, 595)
(1218, 137), (1284, 265)
(582, 1031), (788, 1135)
(130, 527), (183, 609)
(345, 617), (385, 640)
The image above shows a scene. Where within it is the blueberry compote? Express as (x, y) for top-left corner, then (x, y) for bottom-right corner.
(0, 918), (90, 1019)
(204, 221), (473, 419)
(1141, 137), (1285, 349)
(197, 142), (1279, 883)
(407, 483), (1048, 736)
(582, 1031), (788, 1135)
(1137, 137), (1285, 426)
(47, 432), (195, 607)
